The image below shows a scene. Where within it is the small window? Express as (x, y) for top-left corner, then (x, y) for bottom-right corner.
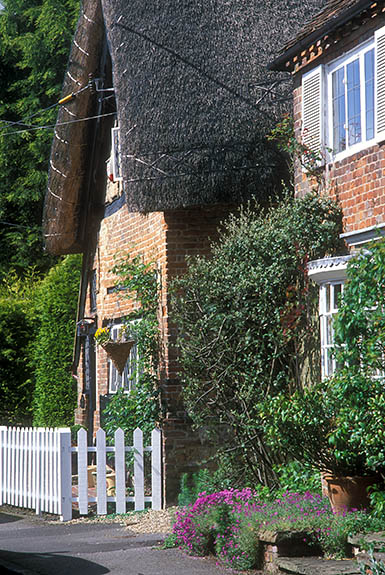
(89, 269), (97, 313)
(108, 323), (138, 394)
(111, 127), (122, 182)
(319, 281), (344, 379)
(329, 45), (375, 156)
(301, 26), (385, 163)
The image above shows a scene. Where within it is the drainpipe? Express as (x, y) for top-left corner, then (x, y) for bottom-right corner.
(72, 27), (109, 440)
(76, 318), (96, 445)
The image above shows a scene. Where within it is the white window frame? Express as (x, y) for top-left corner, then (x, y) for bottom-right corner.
(108, 322), (139, 394)
(326, 39), (375, 162)
(319, 280), (345, 379)
(110, 126), (122, 183)
(301, 25), (385, 165)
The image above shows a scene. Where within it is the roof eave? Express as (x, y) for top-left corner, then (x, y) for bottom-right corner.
(268, 0), (374, 72)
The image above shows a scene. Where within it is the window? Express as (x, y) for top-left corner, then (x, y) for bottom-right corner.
(301, 25), (385, 162)
(89, 269), (97, 313)
(108, 323), (138, 394)
(319, 281), (344, 379)
(111, 127), (122, 182)
(329, 44), (374, 155)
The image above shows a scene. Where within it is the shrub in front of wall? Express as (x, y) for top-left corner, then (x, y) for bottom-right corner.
(172, 191), (342, 487)
(32, 254), (82, 427)
(263, 239), (385, 479)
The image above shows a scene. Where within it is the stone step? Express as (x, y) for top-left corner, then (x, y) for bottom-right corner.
(277, 556), (361, 575)
(349, 531), (385, 552)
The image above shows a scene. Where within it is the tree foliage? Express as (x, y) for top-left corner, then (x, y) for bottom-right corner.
(0, 0), (79, 276)
(263, 239), (385, 476)
(0, 271), (38, 425)
(32, 254), (81, 426)
(171, 192), (342, 486)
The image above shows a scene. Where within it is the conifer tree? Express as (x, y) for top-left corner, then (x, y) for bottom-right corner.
(0, 0), (79, 277)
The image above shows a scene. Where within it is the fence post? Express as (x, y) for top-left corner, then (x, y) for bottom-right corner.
(96, 429), (107, 516)
(133, 428), (144, 511)
(115, 428), (126, 514)
(151, 428), (162, 510)
(77, 428), (88, 516)
(0, 426), (6, 506)
(58, 428), (72, 522)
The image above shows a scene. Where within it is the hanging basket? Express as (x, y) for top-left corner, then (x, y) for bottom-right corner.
(101, 340), (135, 375)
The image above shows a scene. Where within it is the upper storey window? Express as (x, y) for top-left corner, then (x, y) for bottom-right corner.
(301, 25), (385, 163)
(330, 45), (374, 154)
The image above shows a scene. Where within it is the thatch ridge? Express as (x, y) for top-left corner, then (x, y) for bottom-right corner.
(43, 0), (104, 255)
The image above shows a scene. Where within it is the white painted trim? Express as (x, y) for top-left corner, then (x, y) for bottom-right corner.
(327, 39), (375, 162)
(375, 25), (385, 142)
(307, 255), (351, 284)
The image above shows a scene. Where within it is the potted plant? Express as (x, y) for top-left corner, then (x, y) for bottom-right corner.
(94, 325), (135, 375)
(264, 241), (385, 513)
(263, 372), (384, 512)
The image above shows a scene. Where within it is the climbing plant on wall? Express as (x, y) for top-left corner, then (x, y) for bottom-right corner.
(101, 254), (161, 442)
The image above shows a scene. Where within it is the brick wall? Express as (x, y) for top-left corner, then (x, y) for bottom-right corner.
(75, 192), (232, 503)
(293, 15), (385, 234)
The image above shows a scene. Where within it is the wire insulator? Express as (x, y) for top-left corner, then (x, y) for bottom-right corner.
(58, 93), (76, 105)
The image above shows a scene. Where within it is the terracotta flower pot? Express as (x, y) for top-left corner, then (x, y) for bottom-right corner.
(326, 475), (379, 514)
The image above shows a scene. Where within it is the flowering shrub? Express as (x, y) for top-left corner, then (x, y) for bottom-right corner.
(173, 490), (385, 569)
(94, 326), (111, 345)
(173, 488), (260, 570)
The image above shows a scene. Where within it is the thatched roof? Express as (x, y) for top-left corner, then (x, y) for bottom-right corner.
(44, 0), (328, 254)
(44, 0), (104, 254)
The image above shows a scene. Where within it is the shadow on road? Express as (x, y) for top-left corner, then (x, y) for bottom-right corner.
(0, 513), (23, 525)
(0, 550), (110, 575)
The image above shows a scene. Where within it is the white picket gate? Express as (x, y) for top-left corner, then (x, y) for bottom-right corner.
(0, 426), (162, 521)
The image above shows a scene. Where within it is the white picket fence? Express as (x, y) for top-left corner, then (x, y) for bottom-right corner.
(0, 426), (162, 521)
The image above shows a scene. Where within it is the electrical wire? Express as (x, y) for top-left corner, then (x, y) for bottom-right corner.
(1, 111), (117, 137)
(0, 220), (38, 230)
(0, 83), (91, 134)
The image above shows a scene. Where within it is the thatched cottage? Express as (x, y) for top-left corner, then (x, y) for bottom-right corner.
(43, 0), (328, 503)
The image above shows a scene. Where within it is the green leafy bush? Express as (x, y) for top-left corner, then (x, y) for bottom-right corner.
(274, 461), (322, 495)
(0, 0), (79, 277)
(0, 271), (38, 425)
(178, 469), (217, 507)
(32, 255), (82, 426)
(263, 239), (385, 477)
(172, 192), (342, 486)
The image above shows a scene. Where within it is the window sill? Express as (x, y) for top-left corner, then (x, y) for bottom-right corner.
(328, 138), (377, 164)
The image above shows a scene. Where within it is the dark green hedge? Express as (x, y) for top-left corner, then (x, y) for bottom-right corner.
(32, 254), (81, 426)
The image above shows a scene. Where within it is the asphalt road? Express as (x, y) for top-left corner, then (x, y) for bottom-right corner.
(0, 510), (227, 575)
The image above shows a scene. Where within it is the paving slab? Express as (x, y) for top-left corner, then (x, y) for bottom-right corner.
(277, 556), (361, 575)
(0, 510), (228, 575)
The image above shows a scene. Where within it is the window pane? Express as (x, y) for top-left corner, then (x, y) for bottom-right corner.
(326, 316), (334, 345)
(333, 283), (342, 310)
(365, 48), (375, 140)
(325, 284), (331, 312)
(332, 68), (346, 152)
(347, 58), (361, 146)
